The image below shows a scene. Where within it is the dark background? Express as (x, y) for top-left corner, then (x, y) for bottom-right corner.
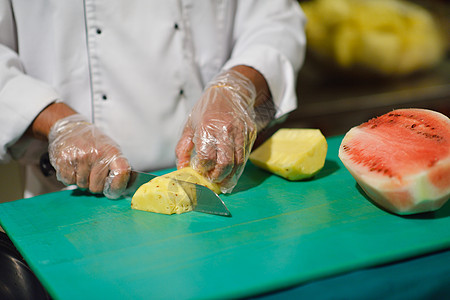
(284, 0), (449, 136)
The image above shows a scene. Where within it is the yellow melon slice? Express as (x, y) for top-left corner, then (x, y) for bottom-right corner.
(131, 167), (221, 215)
(249, 129), (327, 180)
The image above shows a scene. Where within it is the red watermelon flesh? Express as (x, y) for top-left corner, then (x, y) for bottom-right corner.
(339, 108), (450, 215)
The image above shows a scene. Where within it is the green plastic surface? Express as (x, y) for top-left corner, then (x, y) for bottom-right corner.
(0, 136), (449, 299)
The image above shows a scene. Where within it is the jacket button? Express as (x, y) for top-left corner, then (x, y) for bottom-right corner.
(96, 28), (102, 34)
(102, 94), (108, 100)
(174, 23), (179, 30)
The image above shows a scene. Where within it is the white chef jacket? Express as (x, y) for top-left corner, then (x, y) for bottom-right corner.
(0, 0), (306, 197)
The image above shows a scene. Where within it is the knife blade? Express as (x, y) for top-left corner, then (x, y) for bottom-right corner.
(125, 170), (231, 217)
(39, 153), (231, 216)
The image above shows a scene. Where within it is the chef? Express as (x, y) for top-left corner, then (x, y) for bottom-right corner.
(0, 1), (306, 198)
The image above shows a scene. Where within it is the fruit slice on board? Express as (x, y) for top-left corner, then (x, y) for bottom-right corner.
(131, 167), (221, 215)
(249, 128), (327, 180)
(339, 108), (450, 215)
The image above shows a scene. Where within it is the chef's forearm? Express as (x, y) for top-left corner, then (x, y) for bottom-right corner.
(231, 65), (275, 130)
(28, 102), (78, 140)
(231, 65), (271, 106)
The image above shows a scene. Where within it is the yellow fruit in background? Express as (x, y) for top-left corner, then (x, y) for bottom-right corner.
(356, 31), (401, 75)
(302, 9), (330, 58)
(249, 129), (328, 181)
(301, 0), (445, 76)
(351, 0), (406, 32)
(314, 0), (351, 27)
(333, 24), (359, 67)
(131, 167), (221, 215)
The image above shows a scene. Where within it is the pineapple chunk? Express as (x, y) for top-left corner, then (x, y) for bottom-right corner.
(302, 0), (445, 75)
(249, 129), (327, 180)
(131, 167), (221, 215)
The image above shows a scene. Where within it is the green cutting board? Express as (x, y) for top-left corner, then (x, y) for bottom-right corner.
(0, 136), (449, 299)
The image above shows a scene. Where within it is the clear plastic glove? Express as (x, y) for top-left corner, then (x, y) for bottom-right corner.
(176, 70), (258, 193)
(48, 114), (130, 199)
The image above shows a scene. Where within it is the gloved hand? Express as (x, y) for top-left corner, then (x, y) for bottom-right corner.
(176, 70), (258, 193)
(48, 114), (130, 199)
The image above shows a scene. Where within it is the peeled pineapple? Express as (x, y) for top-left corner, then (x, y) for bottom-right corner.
(131, 167), (221, 215)
(249, 129), (327, 180)
(301, 0), (445, 76)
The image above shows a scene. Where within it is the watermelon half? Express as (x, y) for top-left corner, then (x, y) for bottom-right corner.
(339, 108), (450, 215)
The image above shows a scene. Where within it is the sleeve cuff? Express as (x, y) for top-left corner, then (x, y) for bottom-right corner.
(222, 44), (299, 121)
(0, 74), (60, 161)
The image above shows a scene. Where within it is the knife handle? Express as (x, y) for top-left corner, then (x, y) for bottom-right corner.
(39, 151), (138, 187)
(39, 152), (56, 177)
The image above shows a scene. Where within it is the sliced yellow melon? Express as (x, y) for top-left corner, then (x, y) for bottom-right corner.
(249, 129), (327, 180)
(131, 167), (221, 215)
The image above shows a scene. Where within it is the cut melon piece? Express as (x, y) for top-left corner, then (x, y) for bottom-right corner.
(339, 108), (450, 215)
(249, 129), (328, 180)
(131, 167), (221, 215)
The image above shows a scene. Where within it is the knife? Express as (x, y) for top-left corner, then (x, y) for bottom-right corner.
(125, 170), (231, 217)
(39, 153), (231, 217)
